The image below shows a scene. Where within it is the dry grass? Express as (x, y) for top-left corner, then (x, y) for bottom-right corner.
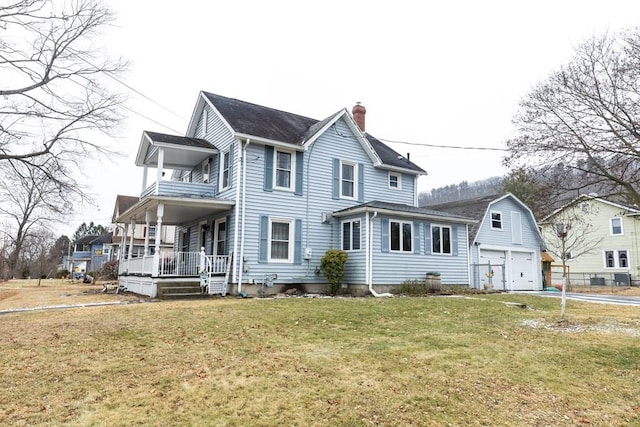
(0, 280), (639, 426)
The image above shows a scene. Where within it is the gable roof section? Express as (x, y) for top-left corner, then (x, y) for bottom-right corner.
(198, 92), (425, 174)
(428, 193), (541, 244)
(112, 195), (139, 222)
(540, 194), (640, 223)
(333, 200), (475, 224)
(135, 131), (217, 169)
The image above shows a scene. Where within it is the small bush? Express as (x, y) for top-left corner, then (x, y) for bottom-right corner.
(320, 249), (348, 295)
(99, 260), (119, 280)
(394, 279), (428, 296)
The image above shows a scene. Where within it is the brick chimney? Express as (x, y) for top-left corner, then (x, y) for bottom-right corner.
(352, 102), (366, 132)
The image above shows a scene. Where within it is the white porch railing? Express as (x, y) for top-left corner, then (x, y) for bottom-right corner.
(119, 251), (231, 278)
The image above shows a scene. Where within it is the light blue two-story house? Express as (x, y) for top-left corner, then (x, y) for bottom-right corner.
(115, 92), (475, 297)
(428, 193), (545, 291)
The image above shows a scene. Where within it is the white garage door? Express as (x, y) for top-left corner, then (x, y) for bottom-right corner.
(510, 251), (535, 290)
(479, 250), (506, 290)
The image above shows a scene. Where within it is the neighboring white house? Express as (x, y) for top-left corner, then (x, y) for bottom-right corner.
(539, 195), (640, 286)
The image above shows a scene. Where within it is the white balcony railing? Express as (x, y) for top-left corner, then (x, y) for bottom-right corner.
(141, 180), (216, 199)
(119, 251), (231, 278)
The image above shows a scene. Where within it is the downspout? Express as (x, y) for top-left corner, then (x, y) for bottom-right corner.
(368, 210), (392, 297)
(232, 139), (242, 285)
(237, 139), (250, 293)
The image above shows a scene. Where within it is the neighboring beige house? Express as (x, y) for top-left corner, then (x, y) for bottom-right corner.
(109, 195), (175, 260)
(540, 196), (640, 286)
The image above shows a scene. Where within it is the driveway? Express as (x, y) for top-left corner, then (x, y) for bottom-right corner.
(524, 291), (640, 306)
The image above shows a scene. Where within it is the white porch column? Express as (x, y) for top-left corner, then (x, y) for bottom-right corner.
(143, 210), (151, 257)
(152, 203), (164, 276)
(155, 147), (164, 195)
(128, 220), (136, 260)
(142, 165), (148, 194)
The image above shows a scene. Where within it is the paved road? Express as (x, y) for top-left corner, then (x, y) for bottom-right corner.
(524, 291), (640, 306)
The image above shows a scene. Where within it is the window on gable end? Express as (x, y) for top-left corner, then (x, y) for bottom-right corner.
(610, 217), (623, 235)
(203, 109), (209, 134)
(491, 211), (502, 230)
(341, 161), (356, 199)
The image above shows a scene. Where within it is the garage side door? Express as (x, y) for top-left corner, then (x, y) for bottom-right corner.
(511, 251), (535, 290)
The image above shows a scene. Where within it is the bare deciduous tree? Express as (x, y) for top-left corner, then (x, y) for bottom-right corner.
(0, 161), (74, 279)
(0, 0), (125, 190)
(505, 29), (640, 206)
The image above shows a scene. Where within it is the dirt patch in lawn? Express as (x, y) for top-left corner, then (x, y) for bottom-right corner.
(0, 279), (152, 310)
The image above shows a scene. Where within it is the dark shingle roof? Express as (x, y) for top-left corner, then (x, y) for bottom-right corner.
(426, 194), (503, 242)
(116, 195), (138, 213)
(334, 200), (475, 222)
(75, 234), (113, 245)
(145, 131), (212, 149)
(203, 92), (425, 173)
(203, 92), (317, 145)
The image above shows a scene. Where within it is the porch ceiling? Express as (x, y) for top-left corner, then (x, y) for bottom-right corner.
(116, 196), (235, 226)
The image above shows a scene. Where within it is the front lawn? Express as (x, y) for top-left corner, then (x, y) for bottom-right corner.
(0, 292), (638, 426)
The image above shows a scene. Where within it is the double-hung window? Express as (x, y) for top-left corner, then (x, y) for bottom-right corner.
(610, 218), (623, 235)
(341, 161), (356, 199)
(342, 220), (361, 251)
(390, 220), (412, 252)
(275, 150), (293, 190)
(269, 218), (293, 262)
(432, 225), (452, 254)
(220, 151), (230, 190)
(490, 211), (502, 230)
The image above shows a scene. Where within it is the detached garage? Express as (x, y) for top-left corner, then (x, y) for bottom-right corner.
(428, 193), (545, 291)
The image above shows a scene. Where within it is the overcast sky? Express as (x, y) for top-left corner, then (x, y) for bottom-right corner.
(62, 0), (640, 236)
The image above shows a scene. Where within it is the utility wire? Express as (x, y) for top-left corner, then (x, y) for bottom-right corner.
(380, 138), (508, 152)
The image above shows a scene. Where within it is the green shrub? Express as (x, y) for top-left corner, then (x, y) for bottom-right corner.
(320, 249), (348, 295)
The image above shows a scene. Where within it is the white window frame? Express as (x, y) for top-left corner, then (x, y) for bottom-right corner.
(388, 172), (401, 190)
(490, 210), (503, 230)
(389, 220), (413, 253)
(202, 159), (210, 184)
(340, 161), (357, 200)
(431, 224), (452, 255)
(181, 171), (192, 183)
(203, 109), (209, 134)
(268, 217), (294, 263)
(610, 217), (623, 236)
(604, 249), (629, 269)
(341, 219), (361, 251)
(220, 150), (230, 190)
(213, 218), (227, 255)
(273, 149), (295, 191)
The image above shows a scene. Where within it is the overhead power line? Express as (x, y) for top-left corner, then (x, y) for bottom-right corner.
(380, 138), (508, 152)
